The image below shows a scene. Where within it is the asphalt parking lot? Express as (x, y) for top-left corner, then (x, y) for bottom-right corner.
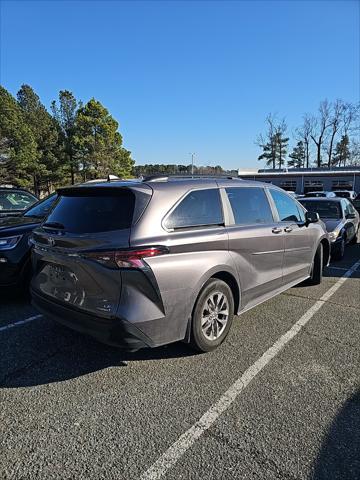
(1, 243), (360, 480)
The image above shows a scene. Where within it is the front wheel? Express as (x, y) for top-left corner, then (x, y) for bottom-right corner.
(333, 236), (345, 260)
(350, 228), (358, 245)
(307, 243), (323, 285)
(190, 278), (234, 352)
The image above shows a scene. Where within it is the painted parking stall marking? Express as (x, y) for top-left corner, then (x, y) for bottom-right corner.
(0, 314), (43, 333)
(140, 259), (360, 480)
(326, 265), (360, 272)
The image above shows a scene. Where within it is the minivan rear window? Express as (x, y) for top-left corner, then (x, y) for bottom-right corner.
(44, 191), (135, 233)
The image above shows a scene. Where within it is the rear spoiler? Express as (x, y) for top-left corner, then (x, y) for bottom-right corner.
(57, 182), (148, 196)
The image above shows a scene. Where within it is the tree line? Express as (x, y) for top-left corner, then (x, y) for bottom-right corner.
(0, 85), (134, 196)
(257, 100), (360, 169)
(133, 164), (238, 177)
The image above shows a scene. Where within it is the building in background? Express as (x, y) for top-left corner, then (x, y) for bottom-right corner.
(238, 167), (360, 194)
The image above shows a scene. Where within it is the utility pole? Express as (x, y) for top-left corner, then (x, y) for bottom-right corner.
(189, 152), (195, 176)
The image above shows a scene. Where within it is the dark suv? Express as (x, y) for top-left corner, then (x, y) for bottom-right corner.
(30, 178), (330, 352)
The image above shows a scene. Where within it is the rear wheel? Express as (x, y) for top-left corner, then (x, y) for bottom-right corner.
(307, 243), (323, 285)
(190, 278), (234, 352)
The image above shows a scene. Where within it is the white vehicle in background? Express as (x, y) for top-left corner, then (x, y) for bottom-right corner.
(334, 190), (357, 201)
(304, 191), (337, 198)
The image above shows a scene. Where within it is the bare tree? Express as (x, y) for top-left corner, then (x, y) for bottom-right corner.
(310, 100), (332, 167)
(326, 99), (344, 167)
(342, 102), (360, 136)
(330, 102), (360, 167)
(350, 139), (360, 166)
(256, 114), (276, 169)
(295, 114), (312, 168)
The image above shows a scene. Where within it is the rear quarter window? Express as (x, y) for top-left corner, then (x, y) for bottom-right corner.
(44, 190), (135, 233)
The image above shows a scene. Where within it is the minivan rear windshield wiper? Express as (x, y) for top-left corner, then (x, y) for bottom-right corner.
(42, 221), (65, 229)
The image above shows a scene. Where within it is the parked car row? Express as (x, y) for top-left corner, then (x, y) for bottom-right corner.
(303, 190), (358, 199)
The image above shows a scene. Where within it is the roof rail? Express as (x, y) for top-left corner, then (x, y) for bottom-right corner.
(142, 174), (240, 182)
(142, 175), (169, 182)
(168, 174), (239, 179)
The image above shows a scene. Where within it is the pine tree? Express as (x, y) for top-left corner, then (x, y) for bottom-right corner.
(257, 115), (288, 169)
(74, 98), (133, 179)
(288, 141), (305, 168)
(0, 86), (37, 188)
(332, 135), (350, 167)
(258, 139), (276, 168)
(258, 132), (289, 169)
(274, 131), (289, 169)
(51, 90), (81, 184)
(17, 84), (60, 195)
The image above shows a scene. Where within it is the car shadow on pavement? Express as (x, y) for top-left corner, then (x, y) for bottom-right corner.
(0, 286), (30, 304)
(311, 389), (360, 480)
(0, 320), (196, 389)
(294, 243), (360, 286)
(323, 242), (360, 278)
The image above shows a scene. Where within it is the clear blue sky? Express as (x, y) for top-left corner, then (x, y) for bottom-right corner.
(1, 0), (359, 169)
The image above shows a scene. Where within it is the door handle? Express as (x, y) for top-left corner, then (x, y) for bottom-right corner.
(272, 227), (282, 234)
(284, 226), (293, 233)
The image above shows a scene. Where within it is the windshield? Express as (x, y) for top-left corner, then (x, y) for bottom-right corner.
(24, 194), (57, 218)
(300, 200), (342, 219)
(0, 190), (37, 212)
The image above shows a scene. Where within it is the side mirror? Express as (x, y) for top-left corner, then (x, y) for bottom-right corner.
(305, 211), (319, 225)
(346, 213), (356, 219)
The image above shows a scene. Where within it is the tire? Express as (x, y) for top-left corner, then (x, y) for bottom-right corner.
(18, 260), (33, 299)
(307, 243), (323, 285)
(333, 236), (345, 260)
(350, 228), (358, 245)
(190, 278), (234, 352)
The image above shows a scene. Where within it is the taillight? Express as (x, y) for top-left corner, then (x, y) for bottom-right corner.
(84, 246), (169, 269)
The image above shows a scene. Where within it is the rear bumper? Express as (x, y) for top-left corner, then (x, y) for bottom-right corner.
(31, 290), (155, 351)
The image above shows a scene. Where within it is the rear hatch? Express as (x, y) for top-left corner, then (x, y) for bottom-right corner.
(31, 184), (152, 318)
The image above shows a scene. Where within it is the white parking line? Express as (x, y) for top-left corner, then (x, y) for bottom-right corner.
(140, 259), (360, 480)
(327, 265), (358, 271)
(0, 314), (43, 333)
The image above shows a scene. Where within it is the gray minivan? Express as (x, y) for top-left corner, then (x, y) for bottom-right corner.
(30, 177), (330, 352)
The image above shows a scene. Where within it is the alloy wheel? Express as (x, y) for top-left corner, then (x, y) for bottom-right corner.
(201, 291), (229, 341)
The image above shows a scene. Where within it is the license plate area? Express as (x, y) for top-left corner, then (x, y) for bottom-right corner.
(49, 264), (72, 283)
